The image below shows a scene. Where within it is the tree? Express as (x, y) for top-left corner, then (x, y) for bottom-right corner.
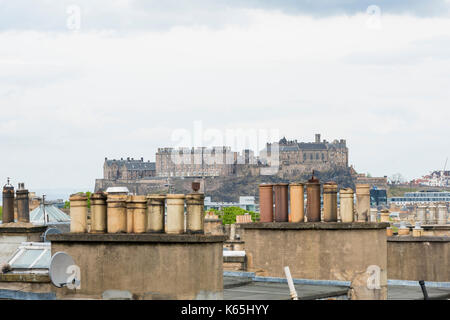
(65, 192), (92, 209)
(0, 206), (2, 220)
(215, 206), (260, 225)
(389, 173), (406, 185)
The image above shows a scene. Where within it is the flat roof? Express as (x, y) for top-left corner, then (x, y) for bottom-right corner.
(239, 222), (390, 230)
(223, 276), (348, 300)
(223, 275), (450, 300)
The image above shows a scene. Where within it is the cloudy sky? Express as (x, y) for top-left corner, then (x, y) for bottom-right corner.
(1, 0), (450, 196)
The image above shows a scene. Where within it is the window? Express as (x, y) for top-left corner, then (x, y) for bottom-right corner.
(7, 243), (51, 272)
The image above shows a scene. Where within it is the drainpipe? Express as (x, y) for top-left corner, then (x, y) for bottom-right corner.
(284, 266), (298, 300)
(419, 280), (429, 300)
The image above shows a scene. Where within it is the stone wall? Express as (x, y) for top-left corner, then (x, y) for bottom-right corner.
(0, 225), (47, 264)
(387, 236), (450, 282)
(0, 274), (53, 300)
(240, 222), (389, 300)
(48, 233), (226, 300)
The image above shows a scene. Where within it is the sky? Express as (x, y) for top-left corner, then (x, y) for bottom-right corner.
(1, 0), (450, 196)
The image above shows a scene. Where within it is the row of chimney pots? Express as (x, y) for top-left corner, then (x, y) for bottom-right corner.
(2, 183), (31, 224)
(259, 179), (371, 223)
(69, 193), (205, 234)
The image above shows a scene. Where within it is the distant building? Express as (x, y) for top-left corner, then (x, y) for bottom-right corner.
(260, 134), (348, 176)
(155, 146), (238, 177)
(370, 188), (387, 207)
(204, 196), (256, 212)
(102, 134), (350, 181)
(411, 171), (450, 187)
(103, 157), (156, 180)
(389, 190), (450, 205)
(354, 172), (388, 189)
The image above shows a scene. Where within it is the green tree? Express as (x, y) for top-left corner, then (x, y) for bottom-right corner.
(66, 192), (92, 209)
(0, 206), (2, 220)
(215, 206), (260, 225)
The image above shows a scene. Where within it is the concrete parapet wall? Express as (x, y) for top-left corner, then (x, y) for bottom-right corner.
(387, 236), (450, 282)
(239, 222), (389, 300)
(0, 225), (47, 264)
(421, 225), (450, 237)
(48, 233), (226, 300)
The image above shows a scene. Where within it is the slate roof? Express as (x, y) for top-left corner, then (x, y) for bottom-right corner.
(297, 143), (327, 150)
(105, 159), (156, 171)
(30, 204), (71, 224)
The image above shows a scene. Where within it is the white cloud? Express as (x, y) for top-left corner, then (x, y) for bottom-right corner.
(0, 9), (449, 192)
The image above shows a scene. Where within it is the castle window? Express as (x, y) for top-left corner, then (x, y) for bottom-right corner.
(316, 153), (319, 160)
(310, 154), (313, 160)
(303, 153), (306, 161)
(321, 153), (324, 161)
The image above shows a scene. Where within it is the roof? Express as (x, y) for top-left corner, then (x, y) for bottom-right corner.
(106, 187), (129, 194)
(30, 205), (70, 224)
(105, 159), (156, 171)
(124, 161), (155, 171)
(297, 143), (327, 150)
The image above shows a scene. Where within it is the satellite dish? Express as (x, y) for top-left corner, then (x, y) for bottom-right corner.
(49, 252), (76, 288)
(43, 228), (62, 242)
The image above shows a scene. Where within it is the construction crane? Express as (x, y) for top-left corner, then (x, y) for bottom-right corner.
(444, 158), (449, 187)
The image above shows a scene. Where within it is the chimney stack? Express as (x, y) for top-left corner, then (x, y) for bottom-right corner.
(259, 184), (274, 222)
(289, 183), (305, 223)
(323, 182), (338, 222)
(315, 134), (321, 143)
(355, 184), (370, 222)
(273, 183), (289, 222)
(306, 171), (321, 222)
(2, 178), (15, 223)
(16, 182), (30, 223)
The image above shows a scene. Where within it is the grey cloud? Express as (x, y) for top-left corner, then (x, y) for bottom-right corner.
(0, 0), (449, 32)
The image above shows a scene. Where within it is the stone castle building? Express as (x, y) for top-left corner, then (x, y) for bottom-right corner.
(260, 134), (348, 176)
(155, 147), (256, 177)
(103, 134), (348, 180)
(104, 157), (156, 180)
